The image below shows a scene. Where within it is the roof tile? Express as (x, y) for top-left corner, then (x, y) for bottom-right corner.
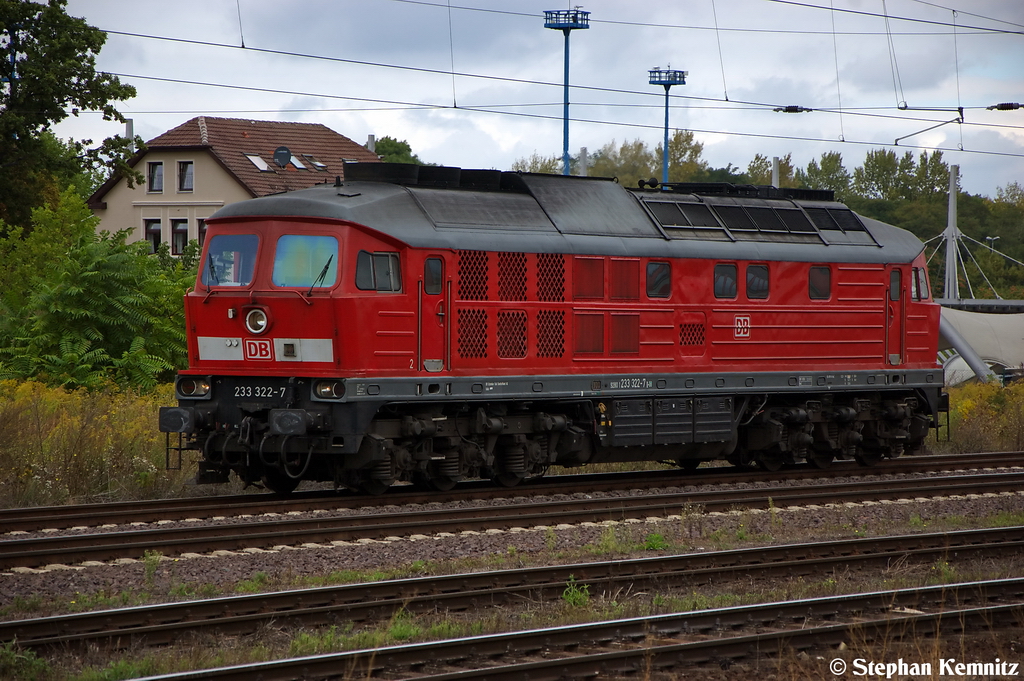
(145, 116), (380, 196)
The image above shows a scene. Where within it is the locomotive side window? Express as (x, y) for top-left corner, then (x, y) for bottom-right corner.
(809, 266), (831, 300)
(356, 250), (402, 292)
(272, 235), (338, 288)
(202, 234), (259, 287)
(912, 267), (930, 301)
(424, 257), (443, 295)
(646, 261), (671, 298)
(889, 269), (901, 301)
(746, 264), (769, 299)
(714, 263), (737, 299)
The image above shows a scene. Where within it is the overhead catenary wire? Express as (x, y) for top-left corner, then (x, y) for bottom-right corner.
(104, 71), (1024, 161)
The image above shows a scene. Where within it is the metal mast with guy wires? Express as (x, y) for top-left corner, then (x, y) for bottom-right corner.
(649, 67), (687, 186)
(545, 8), (589, 176)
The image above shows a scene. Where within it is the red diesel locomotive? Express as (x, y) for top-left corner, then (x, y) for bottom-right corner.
(159, 164), (946, 494)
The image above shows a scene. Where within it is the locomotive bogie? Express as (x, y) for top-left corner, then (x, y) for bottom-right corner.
(160, 167), (947, 493)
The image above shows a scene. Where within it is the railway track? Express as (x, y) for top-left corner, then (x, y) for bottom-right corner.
(3, 468), (1023, 570)
(1, 451), (1019, 534)
(49, 577), (1024, 680)
(4, 524), (1024, 651)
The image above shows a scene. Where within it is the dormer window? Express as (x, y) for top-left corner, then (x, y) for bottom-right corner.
(302, 154), (327, 170)
(244, 153), (272, 171)
(178, 161), (194, 192)
(147, 162), (163, 193)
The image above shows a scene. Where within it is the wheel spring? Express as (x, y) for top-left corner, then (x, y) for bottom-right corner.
(369, 457), (393, 481)
(501, 445), (526, 474)
(439, 451), (461, 478)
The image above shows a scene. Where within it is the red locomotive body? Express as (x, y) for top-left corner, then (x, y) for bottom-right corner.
(160, 165), (945, 493)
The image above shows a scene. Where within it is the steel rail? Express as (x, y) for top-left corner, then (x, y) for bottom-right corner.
(1, 451), (1019, 533)
(112, 580), (1024, 680)
(4, 525), (1024, 649)
(3, 470), (1024, 569)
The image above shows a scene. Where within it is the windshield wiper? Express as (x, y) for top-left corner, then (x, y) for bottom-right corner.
(307, 254), (334, 296)
(206, 252), (219, 286)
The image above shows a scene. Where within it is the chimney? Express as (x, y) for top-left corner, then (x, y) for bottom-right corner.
(366, 134), (376, 153)
(125, 119), (135, 153)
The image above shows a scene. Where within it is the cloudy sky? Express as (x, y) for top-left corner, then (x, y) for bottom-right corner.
(55, 0), (1024, 197)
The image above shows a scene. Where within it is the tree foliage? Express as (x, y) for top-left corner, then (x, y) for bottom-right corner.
(0, 189), (193, 390)
(0, 0), (139, 231)
(374, 136), (429, 165)
(796, 151), (852, 201)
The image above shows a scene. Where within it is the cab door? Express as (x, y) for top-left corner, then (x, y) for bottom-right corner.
(885, 267), (905, 365)
(418, 256), (449, 372)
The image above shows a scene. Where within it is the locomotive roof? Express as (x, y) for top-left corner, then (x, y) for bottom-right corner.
(208, 164), (925, 265)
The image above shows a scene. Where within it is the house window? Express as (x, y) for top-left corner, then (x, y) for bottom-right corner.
(303, 154), (328, 170)
(244, 154), (272, 171)
(147, 162), (163, 193)
(178, 161), (194, 192)
(171, 219), (189, 255)
(144, 219), (161, 253)
(198, 219), (208, 247)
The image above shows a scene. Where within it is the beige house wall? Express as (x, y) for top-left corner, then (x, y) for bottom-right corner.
(94, 150), (252, 250)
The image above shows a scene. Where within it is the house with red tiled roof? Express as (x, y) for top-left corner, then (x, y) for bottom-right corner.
(88, 117), (380, 253)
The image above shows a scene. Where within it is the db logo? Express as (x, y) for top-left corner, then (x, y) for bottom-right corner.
(733, 315), (751, 339)
(243, 339), (274, 360)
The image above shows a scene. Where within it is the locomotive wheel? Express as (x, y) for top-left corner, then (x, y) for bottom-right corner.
(808, 452), (834, 469)
(678, 458), (702, 472)
(493, 471), (525, 488)
(854, 449), (882, 467)
(359, 476), (394, 495)
(755, 453), (785, 472)
(413, 471), (459, 492)
(262, 469), (300, 494)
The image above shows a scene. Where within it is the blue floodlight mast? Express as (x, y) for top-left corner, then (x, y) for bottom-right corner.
(649, 68), (687, 186)
(544, 9), (589, 176)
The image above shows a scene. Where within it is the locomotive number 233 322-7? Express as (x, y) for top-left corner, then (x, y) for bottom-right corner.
(233, 385), (286, 398)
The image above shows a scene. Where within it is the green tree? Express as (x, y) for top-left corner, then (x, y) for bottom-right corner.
(0, 0), (139, 232)
(0, 189), (190, 389)
(511, 151), (561, 173)
(796, 151), (852, 201)
(657, 129), (709, 182)
(745, 153), (797, 187)
(374, 136), (428, 164)
(589, 138), (656, 188)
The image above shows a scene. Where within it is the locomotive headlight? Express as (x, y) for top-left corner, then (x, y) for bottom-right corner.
(315, 380), (345, 399)
(245, 308), (269, 335)
(177, 377), (211, 398)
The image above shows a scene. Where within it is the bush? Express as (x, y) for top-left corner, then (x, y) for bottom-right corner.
(0, 380), (192, 507)
(937, 381), (1024, 453)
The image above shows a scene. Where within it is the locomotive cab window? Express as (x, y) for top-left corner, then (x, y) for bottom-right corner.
(912, 267), (930, 301)
(714, 263), (737, 299)
(272, 235), (338, 288)
(646, 261), (671, 298)
(746, 264), (769, 300)
(809, 266), (831, 300)
(356, 250), (402, 292)
(201, 234), (259, 287)
(424, 257), (443, 295)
